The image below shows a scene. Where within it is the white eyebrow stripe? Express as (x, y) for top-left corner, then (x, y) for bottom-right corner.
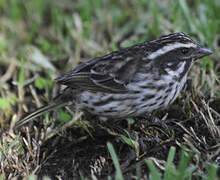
(147, 42), (197, 60)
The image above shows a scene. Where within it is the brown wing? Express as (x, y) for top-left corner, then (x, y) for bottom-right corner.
(55, 49), (144, 93)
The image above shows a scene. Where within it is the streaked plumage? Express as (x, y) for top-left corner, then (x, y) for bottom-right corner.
(15, 32), (212, 129)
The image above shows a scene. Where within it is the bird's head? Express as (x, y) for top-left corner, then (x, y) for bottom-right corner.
(145, 32), (213, 76)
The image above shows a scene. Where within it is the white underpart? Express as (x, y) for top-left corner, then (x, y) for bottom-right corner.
(163, 61), (187, 106)
(165, 73), (188, 107)
(147, 42), (196, 60)
(174, 73), (188, 100)
(135, 61), (189, 114)
(165, 61), (186, 77)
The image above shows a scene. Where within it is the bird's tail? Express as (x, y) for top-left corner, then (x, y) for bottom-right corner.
(14, 101), (68, 130)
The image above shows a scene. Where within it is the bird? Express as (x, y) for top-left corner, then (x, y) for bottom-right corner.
(14, 32), (213, 129)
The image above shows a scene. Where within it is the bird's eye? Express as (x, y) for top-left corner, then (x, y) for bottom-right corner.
(181, 48), (189, 54)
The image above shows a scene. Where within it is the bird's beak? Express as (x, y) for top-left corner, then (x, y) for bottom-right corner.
(194, 46), (213, 60)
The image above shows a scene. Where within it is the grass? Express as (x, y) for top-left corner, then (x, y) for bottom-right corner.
(0, 0), (219, 179)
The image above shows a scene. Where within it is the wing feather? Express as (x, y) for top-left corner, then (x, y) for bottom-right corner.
(55, 50), (144, 93)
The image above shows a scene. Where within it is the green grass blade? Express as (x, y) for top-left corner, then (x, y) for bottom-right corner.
(145, 160), (161, 180)
(107, 142), (124, 180)
(178, 0), (195, 31)
(177, 147), (192, 180)
(164, 147), (176, 179)
(207, 164), (218, 180)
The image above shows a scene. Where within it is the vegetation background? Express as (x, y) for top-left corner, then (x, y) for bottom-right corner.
(0, 0), (219, 179)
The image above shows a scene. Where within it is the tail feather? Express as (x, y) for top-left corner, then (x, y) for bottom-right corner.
(14, 102), (67, 129)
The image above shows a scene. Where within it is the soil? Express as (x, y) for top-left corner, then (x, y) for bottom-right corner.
(31, 98), (220, 179)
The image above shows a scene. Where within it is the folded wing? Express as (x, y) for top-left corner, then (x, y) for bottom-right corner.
(55, 50), (143, 93)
